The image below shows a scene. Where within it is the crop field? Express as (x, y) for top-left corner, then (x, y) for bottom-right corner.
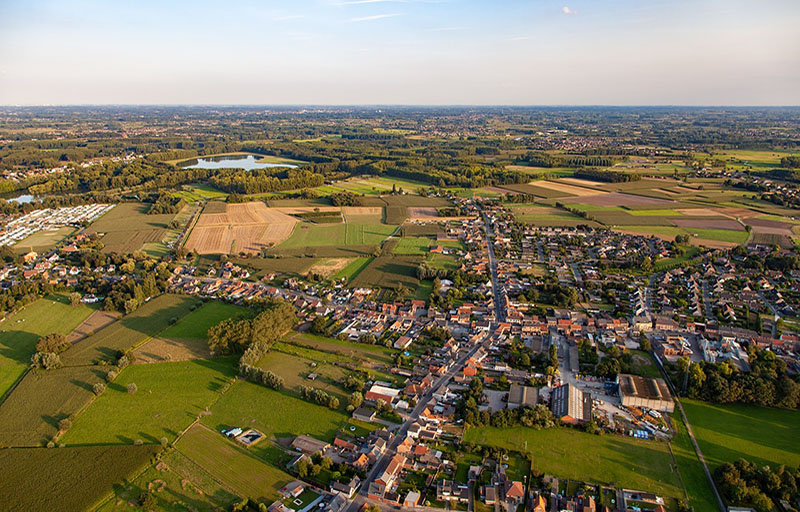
(464, 426), (684, 498)
(186, 201), (298, 254)
(61, 358), (237, 445)
(682, 399), (800, 471)
(177, 423), (292, 503)
(201, 380), (349, 443)
(330, 256), (373, 281)
(279, 222), (396, 248)
(0, 294), (97, 398)
(306, 257), (353, 278)
(0, 365), (106, 445)
(563, 191), (675, 208)
(349, 254), (422, 290)
(0, 444), (159, 512)
(671, 218), (744, 230)
(96, 448), (239, 512)
(499, 183), (575, 198)
(507, 204), (600, 227)
(342, 206), (384, 223)
(65, 310), (120, 344)
(61, 294), (197, 366)
(744, 217), (795, 235)
(614, 225), (749, 247)
(590, 210), (676, 226)
(161, 301), (248, 339)
(394, 236), (435, 254)
(86, 202), (176, 254)
(12, 226), (75, 253)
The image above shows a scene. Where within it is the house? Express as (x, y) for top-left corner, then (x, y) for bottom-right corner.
(291, 435), (330, 455)
(330, 476), (360, 498)
(365, 384), (401, 404)
(507, 384), (539, 409)
(504, 481), (525, 506)
(550, 383), (592, 424)
(279, 480), (305, 499)
(532, 494), (547, 512)
(403, 491), (421, 508)
(352, 407), (376, 423)
(394, 336), (413, 349)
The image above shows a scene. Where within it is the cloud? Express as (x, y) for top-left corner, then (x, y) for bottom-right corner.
(348, 13), (401, 22)
(562, 6), (577, 15)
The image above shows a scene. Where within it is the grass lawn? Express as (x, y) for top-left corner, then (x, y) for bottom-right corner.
(0, 365), (106, 446)
(201, 380), (348, 443)
(176, 423), (292, 503)
(11, 226), (75, 253)
(257, 349), (350, 410)
(331, 256), (373, 282)
(628, 350), (663, 379)
(285, 332), (395, 364)
(464, 426), (684, 498)
(96, 448), (240, 512)
(682, 399), (800, 471)
(0, 444), (159, 512)
(61, 358), (237, 445)
(670, 415), (718, 512)
(161, 300), (249, 339)
(62, 294), (197, 366)
(0, 293), (96, 398)
(394, 236), (434, 255)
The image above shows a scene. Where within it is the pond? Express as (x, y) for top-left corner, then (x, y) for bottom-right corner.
(4, 193), (35, 204)
(181, 154), (299, 171)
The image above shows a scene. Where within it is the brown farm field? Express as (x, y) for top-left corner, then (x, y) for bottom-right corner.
(186, 201), (298, 255)
(132, 337), (212, 363)
(65, 310), (120, 344)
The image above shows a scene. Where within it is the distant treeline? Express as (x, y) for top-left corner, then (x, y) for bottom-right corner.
(573, 168), (641, 182)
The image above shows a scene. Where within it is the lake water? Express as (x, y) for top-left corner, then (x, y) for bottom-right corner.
(181, 154), (298, 171)
(5, 194), (35, 204)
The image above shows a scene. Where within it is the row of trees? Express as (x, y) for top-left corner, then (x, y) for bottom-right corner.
(207, 300), (297, 355)
(298, 385), (340, 409)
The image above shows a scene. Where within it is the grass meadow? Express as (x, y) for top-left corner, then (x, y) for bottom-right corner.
(61, 358), (237, 445)
(161, 300), (249, 339)
(464, 426), (685, 498)
(0, 444), (159, 512)
(0, 293), (96, 398)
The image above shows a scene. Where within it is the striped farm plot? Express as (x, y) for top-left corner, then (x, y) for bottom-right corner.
(185, 202), (298, 255)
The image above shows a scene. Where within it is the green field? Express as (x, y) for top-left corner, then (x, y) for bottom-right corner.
(161, 301), (248, 339)
(61, 358), (237, 445)
(0, 444), (159, 511)
(62, 294), (196, 366)
(0, 365), (106, 445)
(177, 183), (229, 202)
(177, 423), (292, 503)
(201, 380), (349, 443)
(86, 202), (178, 254)
(284, 332), (395, 364)
(670, 415), (718, 512)
(96, 448), (239, 512)
(349, 254), (422, 290)
(464, 426), (684, 498)
(257, 349), (350, 409)
(682, 399), (800, 471)
(279, 223), (397, 248)
(0, 294), (96, 398)
(615, 225), (749, 245)
(12, 226), (75, 253)
(331, 256), (373, 281)
(507, 204), (600, 227)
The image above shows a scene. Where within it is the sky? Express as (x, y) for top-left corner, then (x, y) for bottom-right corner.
(0, 0), (799, 105)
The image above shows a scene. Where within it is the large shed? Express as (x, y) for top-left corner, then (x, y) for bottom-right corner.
(618, 374), (674, 413)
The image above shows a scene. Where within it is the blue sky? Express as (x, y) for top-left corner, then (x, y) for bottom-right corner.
(1, 0), (798, 105)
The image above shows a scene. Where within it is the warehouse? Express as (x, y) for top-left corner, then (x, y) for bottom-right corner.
(618, 374), (674, 413)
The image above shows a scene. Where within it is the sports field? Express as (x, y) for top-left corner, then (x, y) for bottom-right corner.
(464, 426), (684, 498)
(12, 226), (75, 253)
(682, 399), (800, 471)
(86, 202), (176, 254)
(61, 358), (237, 445)
(0, 294), (96, 398)
(186, 201), (298, 254)
(0, 444), (159, 511)
(177, 423), (292, 502)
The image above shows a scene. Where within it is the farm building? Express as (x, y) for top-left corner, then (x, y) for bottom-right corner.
(550, 383), (592, 424)
(291, 435), (330, 455)
(507, 384), (539, 410)
(618, 374), (675, 413)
